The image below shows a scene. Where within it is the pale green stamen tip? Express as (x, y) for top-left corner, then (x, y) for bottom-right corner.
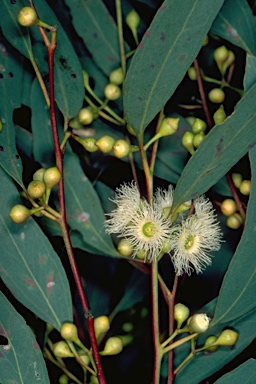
(142, 222), (155, 238)
(185, 234), (194, 250)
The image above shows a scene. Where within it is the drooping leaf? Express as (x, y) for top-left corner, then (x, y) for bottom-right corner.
(215, 359), (256, 384)
(63, 149), (120, 257)
(172, 82), (256, 210)
(0, 37), (24, 187)
(0, 167), (73, 330)
(124, 0), (224, 138)
(211, 146), (256, 325)
(211, 0), (256, 55)
(0, 292), (50, 384)
(243, 54), (256, 92)
(64, 0), (123, 75)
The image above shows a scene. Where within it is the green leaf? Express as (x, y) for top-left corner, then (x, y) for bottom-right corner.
(123, 0), (224, 138)
(215, 359), (256, 384)
(211, 0), (256, 55)
(211, 146), (256, 325)
(64, 149), (120, 257)
(64, 0), (122, 75)
(31, 0), (84, 119)
(244, 54), (256, 92)
(0, 167), (73, 330)
(172, 83), (256, 210)
(0, 292), (50, 384)
(0, 37), (24, 187)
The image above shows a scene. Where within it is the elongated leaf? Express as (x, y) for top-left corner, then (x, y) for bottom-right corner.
(124, 0), (224, 137)
(0, 292), (50, 384)
(211, 146), (256, 325)
(0, 168), (73, 330)
(215, 359), (256, 384)
(211, 0), (256, 55)
(0, 37), (24, 187)
(64, 149), (120, 257)
(64, 0), (122, 75)
(172, 82), (256, 210)
(244, 54), (256, 92)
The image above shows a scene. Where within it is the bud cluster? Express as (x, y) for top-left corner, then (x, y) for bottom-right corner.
(182, 118), (207, 154)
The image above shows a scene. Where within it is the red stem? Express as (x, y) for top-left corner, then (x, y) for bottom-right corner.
(167, 275), (179, 384)
(47, 35), (106, 384)
(225, 173), (246, 220)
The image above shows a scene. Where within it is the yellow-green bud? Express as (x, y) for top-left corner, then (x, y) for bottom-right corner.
(94, 316), (110, 338)
(77, 351), (90, 365)
(202, 35), (209, 46)
(59, 374), (69, 384)
(215, 329), (238, 347)
(204, 335), (219, 352)
(112, 139), (131, 158)
(158, 117), (179, 137)
(96, 135), (115, 153)
(52, 341), (74, 358)
(9, 205), (31, 224)
(27, 180), (46, 199)
(182, 131), (195, 155)
(188, 313), (210, 334)
(104, 84), (121, 100)
(60, 323), (79, 343)
(122, 322), (133, 332)
(187, 67), (197, 81)
(232, 173), (243, 189)
(220, 199), (237, 216)
(125, 9), (140, 31)
(213, 105), (226, 125)
(214, 46), (229, 71)
(33, 168), (46, 182)
(43, 167), (61, 189)
(17, 7), (39, 27)
(136, 249), (148, 260)
(78, 107), (94, 125)
(89, 376), (99, 384)
(117, 239), (133, 257)
(208, 88), (225, 104)
(77, 137), (98, 152)
(69, 116), (83, 130)
(192, 118), (207, 134)
(186, 116), (196, 126)
(193, 132), (205, 148)
(222, 50), (235, 74)
(100, 337), (123, 356)
(109, 68), (124, 85)
(226, 213), (243, 229)
(239, 180), (251, 195)
(174, 303), (190, 329)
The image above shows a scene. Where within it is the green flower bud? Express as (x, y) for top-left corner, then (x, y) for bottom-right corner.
(126, 9), (140, 31)
(60, 323), (79, 343)
(213, 105), (226, 125)
(226, 213), (243, 229)
(100, 337), (123, 356)
(222, 50), (235, 74)
(215, 329), (238, 347)
(77, 352), (90, 365)
(239, 180), (251, 195)
(9, 205), (32, 224)
(27, 180), (46, 199)
(192, 118), (207, 134)
(122, 322), (133, 332)
(202, 35), (209, 46)
(78, 107), (94, 125)
(186, 116), (196, 126)
(52, 341), (74, 358)
(94, 316), (110, 338)
(204, 335), (219, 352)
(69, 116), (83, 130)
(208, 88), (225, 104)
(96, 135), (115, 153)
(158, 118), (179, 137)
(112, 140), (131, 158)
(182, 131), (195, 155)
(117, 239), (133, 257)
(33, 168), (46, 182)
(188, 314), (210, 334)
(136, 249), (148, 260)
(220, 199), (237, 216)
(232, 173), (242, 189)
(187, 67), (197, 81)
(193, 132), (205, 148)
(104, 84), (121, 100)
(43, 167), (61, 189)
(174, 303), (190, 329)
(109, 68), (124, 85)
(76, 137), (98, 152)
(17, 7), (39, 27)
(59, 374), (69, 384)
(214, 46), (229, 72)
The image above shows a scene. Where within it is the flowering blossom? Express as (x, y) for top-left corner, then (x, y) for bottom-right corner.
(105, 182), (222, 275)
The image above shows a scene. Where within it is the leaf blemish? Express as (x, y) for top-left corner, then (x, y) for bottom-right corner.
(93, 32), (99, 39)
(150, 63), (156, 69)
(160, 31), (165, 43)
(216, 136), (224, 156)
(106, 55), (115, 62)
(77, 212), (90, 223)
(138, 42), (144, 50)
(24, 277), (35, 287)
(20, 232), (25, 240)
(145, 31), (151, 38)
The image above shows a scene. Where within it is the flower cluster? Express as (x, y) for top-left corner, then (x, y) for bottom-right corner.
(105, 182), (222, 275)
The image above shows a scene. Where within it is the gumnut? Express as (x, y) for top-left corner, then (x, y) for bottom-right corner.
(27, 180), (46, 199)
(192, 118), (207, 134)
(208, 88), (225, 103)
(78, 107), (94, 125)
(100, 337), (123, 356)
(104, 84), (121, 100)
(112, 139), (131, 158)
(215, 329), (238, 347)
(9, 205), (31, 224)
(43, 167), (61, 189)
(204, 335), (219, 352)
(17, 7), (39, 27)
(59, 374), (69, 384)
(96, 135), (115, 153)
(109, 68), (124, 85)
(174, 303), (190, 329)
(232, 173), (242, 189)
(214, 46), (229, 70)
(182, 131), (195, 155)
(117, 239), (134, 257)
(226, 213), (243, 229)
(158, 117), (179, 137)
(76, 137), (98, 152)
(220, 199), (237, 216)
(33, 168), (46, 182)
(213, 105), (226, 125)
(125, 9), (140, 31)
(239, 180), (251, 195)
(94, 316), (110, 338)
(60, 323), (79, 343)
(187, 67), (197, 81)
(52, 341), (74, 358)
(193, 132), (205, 148)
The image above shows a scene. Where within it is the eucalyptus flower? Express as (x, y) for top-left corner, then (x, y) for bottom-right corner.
(169, 196), (222, 275)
